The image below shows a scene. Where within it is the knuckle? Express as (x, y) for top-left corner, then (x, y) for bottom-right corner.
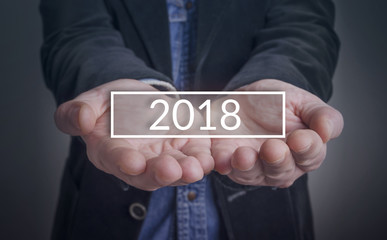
(280, 180), (295, 188)
(308, 160), (323, 172)
(307, 162), (321, 171)
(203, 165), (213, 175)
(202, 159), (215, 174)
(136, 182), (160, 191)
(264, 172), (293, 188)
(89, 85), (106, 100)
(229, 174), (263, 186)
(265, 166), (294, 179)
(297, 152), (325, 172)
(144, 186), (159, 191)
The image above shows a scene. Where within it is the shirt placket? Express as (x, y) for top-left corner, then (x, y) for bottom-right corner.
(167, 0), (187, 86)
(177, 178), (208, 240)
(168, 1), (209, 239)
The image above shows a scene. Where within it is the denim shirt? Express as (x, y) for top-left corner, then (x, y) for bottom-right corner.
(138, 1), (220, 239)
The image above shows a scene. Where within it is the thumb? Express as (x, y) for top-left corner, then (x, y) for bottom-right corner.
(54, 101), (98, 136)
(298, 101), (344, 143)
(54, 89), (109, 136)
(54, 79), (160, 136)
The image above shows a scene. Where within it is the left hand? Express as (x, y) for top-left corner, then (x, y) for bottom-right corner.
(211, 79), (344, 188)
(54, 79), (214, 191)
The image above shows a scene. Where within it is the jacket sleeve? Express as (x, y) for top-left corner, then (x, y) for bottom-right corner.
(40, 0), (173, 104)
(225, 0), (340, 102)
(216, 0), (339, 191)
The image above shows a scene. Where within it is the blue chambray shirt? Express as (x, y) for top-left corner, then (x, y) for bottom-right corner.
(137, 1), (220, 239)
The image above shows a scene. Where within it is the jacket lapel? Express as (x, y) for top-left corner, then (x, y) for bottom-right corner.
(195, 0), (231, 89)
(122, 0), (172, 78)
(197, 0), (229, 58)
(121, 0), (231, 86)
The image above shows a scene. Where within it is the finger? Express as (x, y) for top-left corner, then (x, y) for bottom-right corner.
(287, 129), (326, 172)
(228, 162), (265, 185)
(163, 149), (204, 183)
(55, 100), (99, 135)
(87, 137), (147, 176)
(112, 154), (182, 191)
(231, 146), (258, 172)
(177, 156), (204, 183)
(111, 148), (147, 176)
(55, 79), (158, 136)
(227, 147), (265, 185)
(85, 136), (181, 191)
(147, 154), (183, 186)
(211, 140), (236, 175)
(181, 139), (214, 174)
(259, 139), (296, 188)
(55, 88), (109, 135)
(299, 102), (344, 143)
(127, 155), (182, 191)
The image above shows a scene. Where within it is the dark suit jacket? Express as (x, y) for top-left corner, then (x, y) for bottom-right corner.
(40, 0), (339, 239)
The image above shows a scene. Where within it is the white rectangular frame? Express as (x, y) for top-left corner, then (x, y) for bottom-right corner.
(111, 91), (286, 138)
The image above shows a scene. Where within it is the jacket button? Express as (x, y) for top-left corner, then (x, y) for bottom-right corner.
(187, 191), (197, 201)
(185, 1), (193, 9)
(129, 202), (147, 220)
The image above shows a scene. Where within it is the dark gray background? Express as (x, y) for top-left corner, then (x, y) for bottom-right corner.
(0, 0), (386, 239)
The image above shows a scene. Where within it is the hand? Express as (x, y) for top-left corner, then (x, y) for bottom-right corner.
(211, 79), (344, 188)
(55, 79), (213, 191)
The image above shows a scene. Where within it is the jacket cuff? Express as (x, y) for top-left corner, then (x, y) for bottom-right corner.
(211, 172), (263, 191)
(140, 78), (177, 91)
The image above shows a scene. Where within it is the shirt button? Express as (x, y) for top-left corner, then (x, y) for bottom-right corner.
(187, 191), (197, 201)
(185, 1), (193, 10)
(129, 202), (147, 220)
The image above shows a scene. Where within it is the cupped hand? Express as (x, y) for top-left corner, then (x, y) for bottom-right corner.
(211, 79), (344, 187)
(55, 79), (213, 191)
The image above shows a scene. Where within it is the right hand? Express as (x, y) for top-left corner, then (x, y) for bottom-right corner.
(55, 79), (214, 191)
(211, 79), (343, 187)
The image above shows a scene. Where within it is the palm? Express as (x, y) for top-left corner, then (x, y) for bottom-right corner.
(211, 79), (330, 177)
(83, 94), (213, 190)
(93, 110), (211, 162)
(57, 79), (342, 189)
